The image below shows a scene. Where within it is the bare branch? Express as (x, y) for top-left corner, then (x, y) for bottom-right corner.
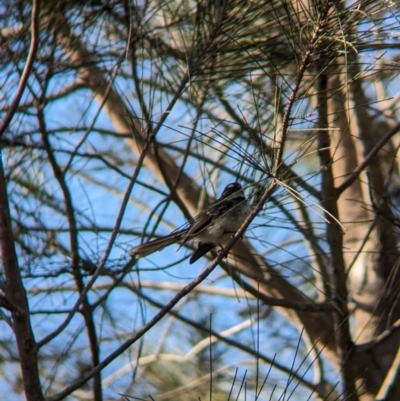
(336, 121), (400, 196)
(0, 0), (40, 137)
(0, 154), (44, 401)
(46, 257), (220, 401)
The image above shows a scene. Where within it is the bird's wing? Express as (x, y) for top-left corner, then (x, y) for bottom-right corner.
(179, 212), (214, 247)
(180, 198), (236, 247)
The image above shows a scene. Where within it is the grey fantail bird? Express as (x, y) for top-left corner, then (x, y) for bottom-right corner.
(130, 182), (251, 264)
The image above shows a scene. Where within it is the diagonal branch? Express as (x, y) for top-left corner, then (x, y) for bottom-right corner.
(336, 120), (400, 196)
(46, 256), (220, 401)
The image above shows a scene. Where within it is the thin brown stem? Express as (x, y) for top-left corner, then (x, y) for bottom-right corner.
(37, 111), (102, 401)
(0, 0), (40, 137)
(336, 121), (400, 196)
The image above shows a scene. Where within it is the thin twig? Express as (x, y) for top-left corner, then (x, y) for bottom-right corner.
(0, 0), (40, 137)
(38, 130), (150, 347)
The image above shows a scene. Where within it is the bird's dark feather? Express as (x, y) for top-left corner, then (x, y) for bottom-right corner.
(189, 243), (215, 264)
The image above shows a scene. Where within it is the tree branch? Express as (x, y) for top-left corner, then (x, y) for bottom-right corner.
(0, 0), (40, 137)
(0, 152), (44, 401)
(336, 120), (400, 196)
(317, 67), (359, 400)
(46, 256), (220, 401)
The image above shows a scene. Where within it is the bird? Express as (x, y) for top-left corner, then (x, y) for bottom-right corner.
(130, 182), (252, 264)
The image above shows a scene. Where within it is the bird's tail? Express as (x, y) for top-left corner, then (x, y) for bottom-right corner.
(130, 230), (187, 259)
